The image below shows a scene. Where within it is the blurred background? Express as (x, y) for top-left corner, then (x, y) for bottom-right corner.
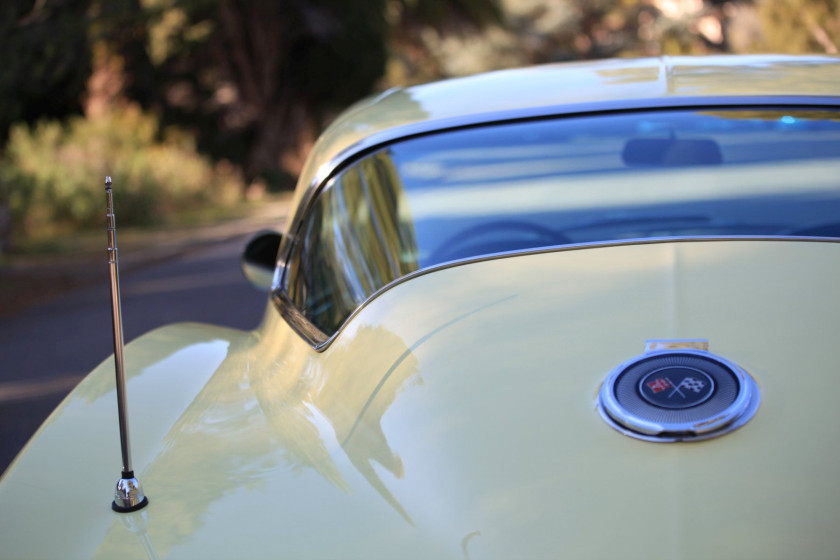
(0, 0), (837, 474)
(0, 0), (838, 258)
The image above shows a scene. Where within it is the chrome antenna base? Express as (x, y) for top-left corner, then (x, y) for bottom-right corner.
(113, 471), (149, 513)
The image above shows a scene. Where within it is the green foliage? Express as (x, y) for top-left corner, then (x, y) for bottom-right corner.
(0, 105), (243, 243)
(755, 0), (839, 53)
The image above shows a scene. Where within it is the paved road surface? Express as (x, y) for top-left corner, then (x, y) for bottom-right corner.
(0, 234), (272, 476)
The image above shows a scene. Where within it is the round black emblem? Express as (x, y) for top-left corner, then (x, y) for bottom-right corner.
(597, 346), (761, 442)
(639, 367), (714, 409)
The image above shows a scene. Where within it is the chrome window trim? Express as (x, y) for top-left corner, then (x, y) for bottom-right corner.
(272, 97), (840, 350)
(273, 236), (840, 352)
(277, 95), (840, 269)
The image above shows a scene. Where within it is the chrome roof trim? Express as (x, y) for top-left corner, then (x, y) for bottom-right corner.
(273, 289), (329, 344)
(272, 236), (840, 352)
(282, 95), (840, 254)
(309, 96), (840, 204)
(274, 96), (840, 350)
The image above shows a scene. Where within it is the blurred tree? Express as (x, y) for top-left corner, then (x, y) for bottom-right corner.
(101, 0), (501, 188)
(388, 0), (504, 83)
(0, 0), (92, 253)
(754, 0), (838, 54)
(521, 0), (723, 61)
(0, 0), (92, 143)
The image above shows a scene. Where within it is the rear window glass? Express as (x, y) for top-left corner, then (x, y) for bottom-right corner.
(284, 108), (840, 336)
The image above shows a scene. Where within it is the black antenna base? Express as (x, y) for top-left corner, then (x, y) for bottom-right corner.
(112, 497), (149, 513)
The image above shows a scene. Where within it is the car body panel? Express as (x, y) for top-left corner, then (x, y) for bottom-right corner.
(2, 240), (839, 558)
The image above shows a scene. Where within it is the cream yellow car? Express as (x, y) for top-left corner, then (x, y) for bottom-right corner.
(1, 55), (840, 559)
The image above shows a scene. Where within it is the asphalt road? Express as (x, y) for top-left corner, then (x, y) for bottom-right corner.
(0, 234), (271, 477)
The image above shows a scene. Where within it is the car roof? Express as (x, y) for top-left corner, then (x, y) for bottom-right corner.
(292, 54), (840, 210)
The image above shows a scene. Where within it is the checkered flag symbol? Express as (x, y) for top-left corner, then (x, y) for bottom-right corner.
(679, 377), (705, 393)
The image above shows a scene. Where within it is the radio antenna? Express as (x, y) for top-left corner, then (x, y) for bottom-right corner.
(105, 176), (149, 512)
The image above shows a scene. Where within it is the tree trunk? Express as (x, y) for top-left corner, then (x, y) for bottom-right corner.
(245, 98), (315, 182)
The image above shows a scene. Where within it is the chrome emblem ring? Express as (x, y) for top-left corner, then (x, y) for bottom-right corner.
(598, 341), (760, 442)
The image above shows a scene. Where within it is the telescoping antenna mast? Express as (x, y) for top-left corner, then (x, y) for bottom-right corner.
(105, 176), (149, 512)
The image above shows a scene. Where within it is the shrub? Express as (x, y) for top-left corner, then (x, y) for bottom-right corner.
(0, 104), (244, 245)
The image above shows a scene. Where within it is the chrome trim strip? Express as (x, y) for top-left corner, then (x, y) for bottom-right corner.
(597, 348), (760, 441)
(273, 289), (329, 344)
(277, 96), (840, 273)
(296, 96), (840, 227)
(274, 97), (840, 350)
(645, 339), (710, 352)
(273, 236), (840, 352)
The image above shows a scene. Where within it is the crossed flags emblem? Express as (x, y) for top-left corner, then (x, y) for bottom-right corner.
(646, 376), (705, 399)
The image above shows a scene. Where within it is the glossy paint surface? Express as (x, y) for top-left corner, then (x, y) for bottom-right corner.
(1, 240), (839, 558)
